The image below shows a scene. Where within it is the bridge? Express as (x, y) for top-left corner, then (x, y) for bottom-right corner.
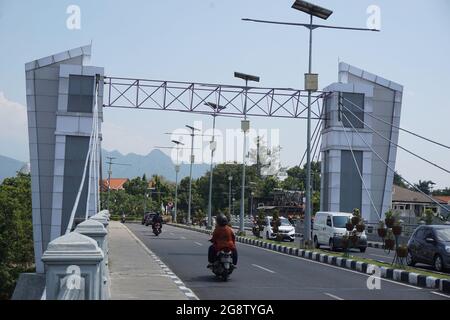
(14, 44), (450, 300)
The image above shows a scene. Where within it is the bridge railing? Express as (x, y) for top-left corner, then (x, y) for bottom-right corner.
(41, 210), (110, 300)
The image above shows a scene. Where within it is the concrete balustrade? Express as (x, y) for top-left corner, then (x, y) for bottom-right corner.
(75, 219), (109, 299)
(90, 213), (110, 263)
(41, 232), (104, 300)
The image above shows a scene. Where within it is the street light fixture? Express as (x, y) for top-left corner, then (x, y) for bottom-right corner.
(186, 124), (200, 225)
(234, 71), (260, 235)
(204, 102), (226, 230)
(242, 0), (378, 247)
(291, 0), (333, 20)
(172, 139), (184, 223)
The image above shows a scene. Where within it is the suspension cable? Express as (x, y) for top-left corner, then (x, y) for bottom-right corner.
(340, 95), (450, 150)
(340, 111), (449, 214)
(339, 102), (450, 175)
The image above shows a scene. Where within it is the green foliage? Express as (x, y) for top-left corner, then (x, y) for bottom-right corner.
(414, 180), (435, 195)
(0, 173), (34, 299)
(423, 208), (434, 225)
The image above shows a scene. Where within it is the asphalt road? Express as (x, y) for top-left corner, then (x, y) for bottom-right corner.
(127, 223), (449, 300)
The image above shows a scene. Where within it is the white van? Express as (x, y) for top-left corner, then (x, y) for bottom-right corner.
(312, 211), (367, 252)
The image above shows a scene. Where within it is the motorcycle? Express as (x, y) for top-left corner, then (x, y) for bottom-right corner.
(121, 215), (126, 223)
(152, 222), (162, 236)
(210, 249), (234, 281)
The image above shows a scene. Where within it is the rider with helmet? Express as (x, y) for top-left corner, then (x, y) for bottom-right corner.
(207, 214), (238, 268)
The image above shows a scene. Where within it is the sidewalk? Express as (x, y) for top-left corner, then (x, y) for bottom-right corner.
(108, 221), (193, 300)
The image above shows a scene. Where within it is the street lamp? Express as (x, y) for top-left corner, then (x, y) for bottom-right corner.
(205, 102), (226, 230)
(242, 0), (378, 246)
(234, 71), (260, 235)
(186, 124), (200, 225)
(172, 139), (184, 223)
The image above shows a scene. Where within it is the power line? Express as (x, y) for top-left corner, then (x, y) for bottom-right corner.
(339, 102), (450, 175)
(340, 95), (450, 150)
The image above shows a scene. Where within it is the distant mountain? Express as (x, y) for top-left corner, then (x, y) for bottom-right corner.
(0, 155), (26, 182)
(101, 149), (210, 181)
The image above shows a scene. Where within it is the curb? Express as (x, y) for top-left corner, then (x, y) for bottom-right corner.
(367, 241), (385, 249)
(169, 223), (450, 294)
(122, 223), (199, 300)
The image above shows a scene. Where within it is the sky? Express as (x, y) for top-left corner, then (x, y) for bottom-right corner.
(0, 0), (449, 188)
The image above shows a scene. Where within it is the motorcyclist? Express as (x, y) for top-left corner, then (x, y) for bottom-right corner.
(207, 214), (238, 268)
(152, 212), (163, 230)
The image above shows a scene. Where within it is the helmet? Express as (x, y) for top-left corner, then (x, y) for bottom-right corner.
(216, 214), (228, 227)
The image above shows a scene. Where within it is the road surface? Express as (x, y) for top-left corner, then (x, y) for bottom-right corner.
(127, 223), (449, 300)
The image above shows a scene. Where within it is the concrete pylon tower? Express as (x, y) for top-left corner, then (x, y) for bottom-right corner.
(320, 62), (403, 223)
(25, 45), (104, 273)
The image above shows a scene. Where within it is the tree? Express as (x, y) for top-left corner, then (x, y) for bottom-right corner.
(433, 187), (450, 196)
(0, 173), (34, 299)
(393, 172), (407, 188)
(414, 180), (436, 195)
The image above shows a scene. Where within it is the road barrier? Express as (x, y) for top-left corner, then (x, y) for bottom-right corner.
(169, 223), (450, 294)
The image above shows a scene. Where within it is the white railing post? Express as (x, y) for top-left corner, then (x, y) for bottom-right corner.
(75, 219), (109, 299)
(41, 232), (103, 300)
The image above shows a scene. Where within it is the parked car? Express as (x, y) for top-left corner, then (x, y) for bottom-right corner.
(143, 212), (157, 226)
(263, 216), (296, 241)
(312, 211), (367, 252)
(407, 225), (450, 271)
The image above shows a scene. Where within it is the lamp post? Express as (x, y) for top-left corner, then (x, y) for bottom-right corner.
(186, 125), (200, 225)
(172, 139), (184, 223)
(228, 175), (233, 217)
(204, 102), (226, 230)
(242, 0), (378, 246)
(234, 71), (260, 234)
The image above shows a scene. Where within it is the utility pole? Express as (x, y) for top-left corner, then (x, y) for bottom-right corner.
(256, 136), (261, 178)
(186, 125), (200, 225)
(106, 156), (115, 211)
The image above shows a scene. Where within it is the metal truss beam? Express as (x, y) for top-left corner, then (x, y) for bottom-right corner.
(104, 77), (329, 119)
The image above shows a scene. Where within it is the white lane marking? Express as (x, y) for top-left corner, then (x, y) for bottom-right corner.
(324, 292), (344, 300)
(431, 291), (450, 299)
(251, 264), (276, 274)
(194, 241), (203, 246)
(238, 242), (423, 290)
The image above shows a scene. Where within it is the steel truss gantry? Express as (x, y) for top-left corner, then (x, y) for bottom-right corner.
(103, 76), (328, 119)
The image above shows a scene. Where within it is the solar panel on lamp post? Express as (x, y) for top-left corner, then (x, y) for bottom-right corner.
(234, 72), (260, 235)
(204, 102), (226, 230)
(242, 0), (378, 248)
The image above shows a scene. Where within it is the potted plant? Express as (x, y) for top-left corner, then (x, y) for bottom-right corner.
(271, 211), (282, 242)
(384, 230), (395, 250)
(356, 222), (365, 233)
(384, 210), (395, 228)
(377, 220), (387, 238)
(392, 220), (402, 236)
(396, 244), (408, 258)
(351, 208), (361, 225)
(345, 219), (354, 231)
(349, 231), (359, 245)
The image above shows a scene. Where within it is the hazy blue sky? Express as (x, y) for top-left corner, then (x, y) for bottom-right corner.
(0, 0), (449, 188)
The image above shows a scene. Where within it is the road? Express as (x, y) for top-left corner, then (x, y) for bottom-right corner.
(126, 223), (449, 300)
